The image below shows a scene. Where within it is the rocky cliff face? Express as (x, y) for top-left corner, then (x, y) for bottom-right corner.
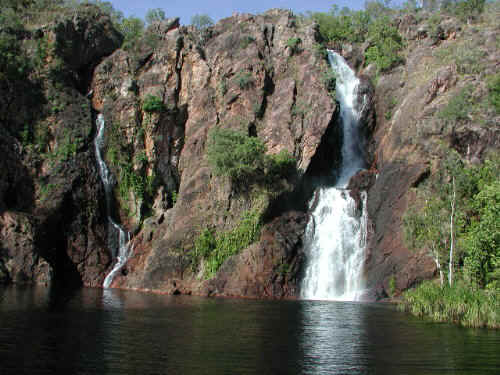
(0, 5), (122, 286)
(90, 10), (338, 297)
(354, 12), (499, 298)
(2, 5), (496, 300)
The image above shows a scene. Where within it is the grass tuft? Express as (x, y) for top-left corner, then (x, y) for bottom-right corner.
(399, 281), (499, 329)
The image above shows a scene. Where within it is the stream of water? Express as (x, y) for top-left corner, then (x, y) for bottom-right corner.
(94, 114), (131, 288)
(301, 51), (368, 301)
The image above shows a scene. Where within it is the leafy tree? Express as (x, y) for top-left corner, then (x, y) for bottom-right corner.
(80, 0), (124, 25)
(365, 16), (404, 72)
(364, 0), (394, 19)
(119, 16), (144, 50)
(401, 0), (419, 13)
(462, 158), (500, 289)
(449, 0), (486, 23)
(190, 13), (214, 29)
(145, 8), (165, 25)
(404, 192), (448, 286)
(405, 153), (499, 289)
(487, 73), (500, 114)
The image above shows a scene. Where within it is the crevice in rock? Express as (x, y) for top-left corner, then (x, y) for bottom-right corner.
(34, 192), (83, 288)
(263, 106), (342, 221)
(303, 104), (343, 188)
(257, 67), (275, 120)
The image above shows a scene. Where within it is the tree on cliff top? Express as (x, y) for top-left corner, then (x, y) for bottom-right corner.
(145, 8), (165, 25)
(191, 14), (214, 29)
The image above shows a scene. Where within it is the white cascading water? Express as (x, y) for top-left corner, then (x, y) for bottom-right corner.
(301, 51), (368, 301)
(94, 114), (132, 288)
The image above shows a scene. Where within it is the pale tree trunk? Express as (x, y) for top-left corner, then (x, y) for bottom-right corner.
(448, 176), (456, 287)
(434, 247), (444, 287)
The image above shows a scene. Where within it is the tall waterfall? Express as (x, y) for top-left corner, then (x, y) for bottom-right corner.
(94, 114), (132, 288)
(301, 51), (368, 301)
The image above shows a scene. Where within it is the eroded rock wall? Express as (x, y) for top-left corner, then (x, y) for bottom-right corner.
(90, 10), (337, 297)
(0, 5), (122, 287)
(355, 13), (499, 298)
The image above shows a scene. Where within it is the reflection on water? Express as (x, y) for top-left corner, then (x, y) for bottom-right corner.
(300, 302), (368, 374)
(0, 285), (499, 375)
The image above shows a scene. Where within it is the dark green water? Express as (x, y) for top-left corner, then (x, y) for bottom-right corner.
(0, 285), (498, 375)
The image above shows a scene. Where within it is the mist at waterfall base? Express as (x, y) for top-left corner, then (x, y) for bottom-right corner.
(94, 114), (132, 288)
(301, 51), (368, 301)
(1, 286), (500, 375)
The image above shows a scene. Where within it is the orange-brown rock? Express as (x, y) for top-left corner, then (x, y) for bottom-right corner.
(92, 10), (338, 296)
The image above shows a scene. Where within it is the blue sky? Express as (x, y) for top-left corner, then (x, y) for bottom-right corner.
(108, 0), (406, 24)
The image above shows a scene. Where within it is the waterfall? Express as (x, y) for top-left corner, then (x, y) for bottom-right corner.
(301, 51), (368, 301)
(94, 114), (132, 288)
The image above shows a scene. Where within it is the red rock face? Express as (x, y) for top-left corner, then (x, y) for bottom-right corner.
(91, 10), (338, 297)
(358, 13), (499, 298)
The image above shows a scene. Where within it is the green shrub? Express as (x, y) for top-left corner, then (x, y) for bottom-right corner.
(286, 37), (302, 55)
(313, 42), (328, 60)
(388, 276), (396, 297)
(239, 35), (255, 49)
(438, 85), (473, 123)
(427, 13), (443, 40)
(310, 7), (370, 44)
(365, 17), (404, 72)
(206, 128), (296, 186)
(400, 280), (499, 328)
(218, 77), (227, 96)
(206, 128), (266, 183)
(487, 73), (500, 114)
(321, 70), (337, 98)
(118, 16), (145, 50)
(455, 45), (485, 75)
(192, 210), (262, 278)
(143, 94), (165, 113)
(235, 70), (253, 90)
(266, 149), (296, 181)
(448, 0), (486, 23)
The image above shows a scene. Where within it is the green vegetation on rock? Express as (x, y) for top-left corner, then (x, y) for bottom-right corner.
(206, 127), (296, 187)
(142, 94), (166, 113)
(286, 37), (302, 55)
(307, 2), (403, 72)
(487, 73), (500, 114)
(364, 17), (404, 72)
(235, 70), (254, 90)
(192, 209), (262, 279)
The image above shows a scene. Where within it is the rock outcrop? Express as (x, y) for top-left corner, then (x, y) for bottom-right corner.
(0, 5), (122, 287)
(91, 10), (338, 297)
(360, 12), (499, 297)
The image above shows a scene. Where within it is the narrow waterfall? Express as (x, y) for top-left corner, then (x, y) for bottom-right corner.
(94, 114), (132, 288)
(301, 51), (368, 301)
